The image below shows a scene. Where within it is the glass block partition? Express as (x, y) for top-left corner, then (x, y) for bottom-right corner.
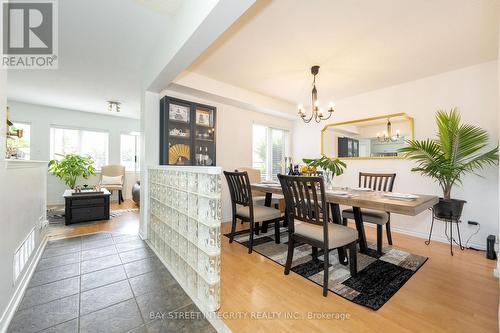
(147, 166), (222, 312)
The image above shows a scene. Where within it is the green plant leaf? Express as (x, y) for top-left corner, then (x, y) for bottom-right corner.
(302, 156), (347, 176)
(399, 108), (498, 199)
(48, 154), (96, 189)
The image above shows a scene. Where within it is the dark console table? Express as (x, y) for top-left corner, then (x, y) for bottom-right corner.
(63, 189), (111, 225)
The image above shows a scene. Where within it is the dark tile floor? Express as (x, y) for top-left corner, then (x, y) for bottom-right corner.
(8, 232), (217, 333)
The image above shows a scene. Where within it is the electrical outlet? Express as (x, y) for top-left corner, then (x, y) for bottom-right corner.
(467, 221), (479, 226)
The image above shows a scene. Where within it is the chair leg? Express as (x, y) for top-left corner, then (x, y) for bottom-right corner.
(274, 219), (280, 244)
(386, 221), (393, 245)
(254, 222), (260, 235)
(284, 237), (294, 275)
(261, 221), (269, 234)
(118, 190), (123, 204)
(323, 246), (329, 297)
(348, 243), (358, 278)
(312, 247), (318, 262)
(249, 220), (254, 254)
(377, 224), (383, 255)
(338, 247), (347, 266)
(229, 217), (237, 243)
(342, 217), (348, 226)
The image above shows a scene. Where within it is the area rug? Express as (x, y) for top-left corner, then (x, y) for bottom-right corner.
(224, 226), (427, 310)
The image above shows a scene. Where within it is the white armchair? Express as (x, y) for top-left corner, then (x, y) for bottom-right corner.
(100, 165), (125, 204)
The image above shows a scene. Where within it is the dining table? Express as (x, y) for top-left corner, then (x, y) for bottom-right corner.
(250, 183), (439, 254)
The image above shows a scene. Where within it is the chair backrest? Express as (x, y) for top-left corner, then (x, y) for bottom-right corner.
(359, 172), (396, 192)
(224, 171), (253, 207)
(278, 174), (328, 238)
(101, 165), (125, 184)
(237, 167), (265, 197)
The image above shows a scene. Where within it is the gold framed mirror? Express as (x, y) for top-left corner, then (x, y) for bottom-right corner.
(321, 113), (414, 159)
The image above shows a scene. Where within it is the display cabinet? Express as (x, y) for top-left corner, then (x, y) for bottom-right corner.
(147, 166), (222, 312)
(160, 96), (217, 166)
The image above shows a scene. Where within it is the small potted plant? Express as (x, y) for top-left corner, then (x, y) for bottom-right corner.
(303, 156), (347, 189)
(48, 154), (96, 189)
(399, 108), (498, 219)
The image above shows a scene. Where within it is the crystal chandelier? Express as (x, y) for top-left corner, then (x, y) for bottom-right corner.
(377, 119), (400, 142)
(298, 65), (335, 123)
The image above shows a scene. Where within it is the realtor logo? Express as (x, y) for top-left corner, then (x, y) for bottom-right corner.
(2, 0), (58, 69)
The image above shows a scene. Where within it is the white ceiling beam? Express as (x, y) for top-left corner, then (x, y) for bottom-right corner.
(169, 71), (297, 119)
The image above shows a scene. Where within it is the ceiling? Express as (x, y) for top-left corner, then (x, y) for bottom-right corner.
(7, 0), (182, 118)
(188, 0), (499, 109)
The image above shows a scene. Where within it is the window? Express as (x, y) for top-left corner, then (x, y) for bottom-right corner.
(7, 122), (30, 160)
(252, 124), (289, 181)
(120, 133), (140, 171)
(50, 127), (109, 169)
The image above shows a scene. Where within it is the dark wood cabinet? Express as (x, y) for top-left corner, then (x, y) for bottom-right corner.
(338, 137), (359, 158)
(160, 96), (217, 166)
(64, 190), (110, 225)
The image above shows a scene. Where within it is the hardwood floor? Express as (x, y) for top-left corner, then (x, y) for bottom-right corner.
(47, 204), (498, 332)
(219, 222), (498, 333)
(47, 200), (140, 240)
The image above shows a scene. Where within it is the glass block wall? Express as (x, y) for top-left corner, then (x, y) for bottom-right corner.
(147, 166), (222, 312)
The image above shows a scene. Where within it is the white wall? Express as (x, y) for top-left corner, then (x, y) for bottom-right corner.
(160, 89), (294, 221)
(8, 101), (140, 204)
(0, 67), (48, 329)
(294, 61), (499, 249)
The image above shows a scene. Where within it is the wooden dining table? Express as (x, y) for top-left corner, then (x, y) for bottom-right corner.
(251, 183), (439, 254)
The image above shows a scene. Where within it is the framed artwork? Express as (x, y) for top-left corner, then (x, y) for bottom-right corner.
(169, 104), (190, 122)
(196, 109), (211, 126)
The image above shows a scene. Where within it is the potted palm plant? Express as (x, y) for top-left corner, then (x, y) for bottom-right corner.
(399, 109), (498, 219)
(48, 154), (96, 189)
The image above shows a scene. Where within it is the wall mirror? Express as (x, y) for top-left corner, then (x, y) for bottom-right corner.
(321, 113), (414, 159)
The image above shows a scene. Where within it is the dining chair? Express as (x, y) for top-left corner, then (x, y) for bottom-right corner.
(237, 167), (285, 235)
(100, 165), (126, 204)
(278, 174), (358, 297)
(224, 171), (284, 253)
(342, 172), (396, 255)
(236, 167), (283, 207)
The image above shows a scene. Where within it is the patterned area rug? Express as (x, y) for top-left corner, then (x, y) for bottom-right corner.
(225, 226), (427, 310)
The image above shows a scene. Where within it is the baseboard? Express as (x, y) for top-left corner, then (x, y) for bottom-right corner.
(388, 225), (486, 250)
(0, 234), (48, 333)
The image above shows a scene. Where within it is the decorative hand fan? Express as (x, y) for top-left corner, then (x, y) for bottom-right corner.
(169, 144), (190, 165)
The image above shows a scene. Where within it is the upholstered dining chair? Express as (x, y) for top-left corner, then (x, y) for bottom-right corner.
(224, 170), (284, 253)
(237, 167), (283, 207)
(100, 165), (126, 204)
(342, 172), (396, 255)
(278, 174), (358, 297)
(237, 167), (285, 234)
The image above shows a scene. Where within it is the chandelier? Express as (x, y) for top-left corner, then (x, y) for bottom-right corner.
(377, 119), (400, 142)
(298, 65), (335, 123)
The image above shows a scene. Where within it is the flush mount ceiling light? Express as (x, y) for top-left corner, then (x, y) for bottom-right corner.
(377, 118), (400, 143)
(107, 101), (121, 113)
(298, 65), (335, 123)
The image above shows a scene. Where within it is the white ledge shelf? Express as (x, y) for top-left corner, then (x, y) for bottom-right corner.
(4, 159), (48, 169)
